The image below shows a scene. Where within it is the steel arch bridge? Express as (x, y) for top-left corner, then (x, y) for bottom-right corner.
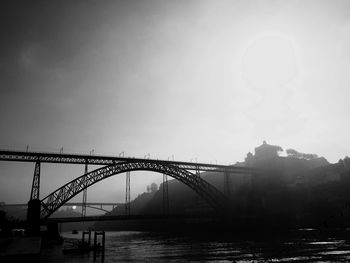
(40, 160), (229, 219)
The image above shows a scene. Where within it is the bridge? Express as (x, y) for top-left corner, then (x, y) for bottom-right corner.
(0, 149), (262, 235)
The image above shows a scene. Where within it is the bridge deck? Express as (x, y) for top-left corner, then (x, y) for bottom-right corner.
(0, 149), (256, 173)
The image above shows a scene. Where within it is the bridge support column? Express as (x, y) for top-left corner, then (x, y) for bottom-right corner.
(162, 174), (169, 215)
(26, 161), (41, 236)
(83, 230), (91, 246)
(82, 163), (88, 218)
(125, 171), (130, 215)
(196, 165), (201, 178)
(30, 161), (41, 200)
(224, 171), (231, 198)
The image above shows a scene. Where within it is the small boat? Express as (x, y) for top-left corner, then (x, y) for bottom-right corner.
(71, 230), (78, 234)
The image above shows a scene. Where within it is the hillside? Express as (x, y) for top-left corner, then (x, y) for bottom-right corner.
(93, 142), (350, 230)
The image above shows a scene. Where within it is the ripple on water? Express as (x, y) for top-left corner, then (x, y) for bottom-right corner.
(56, 231), (350, 262)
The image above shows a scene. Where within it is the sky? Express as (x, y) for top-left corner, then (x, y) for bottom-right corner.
(1, 0), (350, 205)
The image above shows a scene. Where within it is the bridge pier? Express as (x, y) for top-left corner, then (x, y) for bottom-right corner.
(26, 199), (41, 236)
(26, 161), (41, 236)
(82, 230), (92, 246)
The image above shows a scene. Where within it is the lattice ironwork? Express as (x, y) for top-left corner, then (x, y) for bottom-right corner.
(0, 149), (257, 174)
(40, 161), (229, 219)
(30, 161), (41, 200)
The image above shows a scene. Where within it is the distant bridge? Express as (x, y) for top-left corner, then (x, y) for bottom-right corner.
(46, 214), (218, 223)
(1, 202), (121, 213)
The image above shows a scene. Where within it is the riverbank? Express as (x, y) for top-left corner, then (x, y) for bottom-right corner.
(0, 236), (41, 262)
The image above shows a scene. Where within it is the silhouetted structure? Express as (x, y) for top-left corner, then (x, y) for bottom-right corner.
(0, 149), (259, 233)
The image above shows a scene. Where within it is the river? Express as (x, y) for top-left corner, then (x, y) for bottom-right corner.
(41, 229), (350, 262)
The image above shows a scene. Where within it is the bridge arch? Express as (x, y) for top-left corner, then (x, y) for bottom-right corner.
(40, 160), (228, 219)
(66, 204), (112, 213)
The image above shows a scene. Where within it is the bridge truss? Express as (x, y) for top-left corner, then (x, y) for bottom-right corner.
(40, 160), (229, 219)
(0, 150), (261, 227)
(0, 150), (254, 173)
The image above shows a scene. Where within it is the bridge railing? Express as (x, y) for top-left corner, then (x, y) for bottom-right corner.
(0, 149), (265, 174)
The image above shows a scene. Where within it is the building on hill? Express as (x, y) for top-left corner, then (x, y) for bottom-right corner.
(254, 140), (283, 161)
(249, 141), (284, 174)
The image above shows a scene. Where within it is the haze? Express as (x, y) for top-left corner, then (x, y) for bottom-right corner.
(1, 0), (350, 204)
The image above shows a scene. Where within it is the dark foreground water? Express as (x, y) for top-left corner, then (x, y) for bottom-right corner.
(41, 229), (350, 262)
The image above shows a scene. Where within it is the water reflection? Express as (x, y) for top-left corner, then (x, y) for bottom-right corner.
(54, 229), (350, 262)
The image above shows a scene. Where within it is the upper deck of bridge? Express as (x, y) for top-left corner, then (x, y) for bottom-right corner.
(0, 149), (262, 174)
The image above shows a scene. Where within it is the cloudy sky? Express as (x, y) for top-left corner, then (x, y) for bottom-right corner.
(1, 0), (350, 204)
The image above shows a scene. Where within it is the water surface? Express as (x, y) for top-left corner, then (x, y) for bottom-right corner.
(41, 229), (350, 262)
